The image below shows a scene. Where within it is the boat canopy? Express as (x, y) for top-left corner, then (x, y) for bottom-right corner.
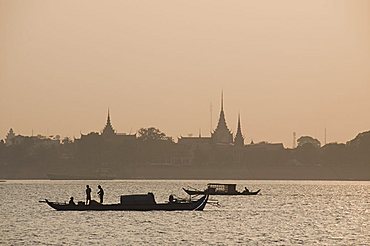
(207, 183), (237, 193)
(120, 193), (156, 205)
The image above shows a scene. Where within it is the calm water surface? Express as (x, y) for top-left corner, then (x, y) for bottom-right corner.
(1, 180), (369, 245)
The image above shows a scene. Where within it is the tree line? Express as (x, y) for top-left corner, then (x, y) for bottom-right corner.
(0, 128), (369, 180)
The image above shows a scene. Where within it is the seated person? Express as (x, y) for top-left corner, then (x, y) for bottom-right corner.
(169, 195), (177, 203)
(244, 187), (250, 193)
(68, 197), (76, 205)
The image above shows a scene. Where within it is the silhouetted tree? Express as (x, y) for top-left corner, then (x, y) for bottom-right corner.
(137, 127), (174, 142)
(62, 137), (73, 144)
(136, 127), (174, 163)
(346, 131), (370, 163)
(297, 136), (321, 148)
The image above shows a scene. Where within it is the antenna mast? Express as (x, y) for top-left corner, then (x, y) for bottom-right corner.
(210, 103), (213, 134)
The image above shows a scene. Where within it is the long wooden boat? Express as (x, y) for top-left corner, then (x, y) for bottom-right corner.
(183, 183), (261, 196)
(42, 193), (209, 211)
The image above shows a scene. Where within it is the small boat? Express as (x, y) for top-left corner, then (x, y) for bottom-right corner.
(42, 193), (209, 211)
(183, 183), (261, 196)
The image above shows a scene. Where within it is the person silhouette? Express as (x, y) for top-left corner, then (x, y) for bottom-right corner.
(169, 195), (176, 203)
(69, 197), (76, 205)
(86, 185), (92, 205)
(97, 185), (104, 204)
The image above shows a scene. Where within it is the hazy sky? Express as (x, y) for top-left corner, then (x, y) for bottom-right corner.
(1, 0), (369, 147)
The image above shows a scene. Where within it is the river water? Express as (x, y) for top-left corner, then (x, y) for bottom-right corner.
(1, 180), (369, 245)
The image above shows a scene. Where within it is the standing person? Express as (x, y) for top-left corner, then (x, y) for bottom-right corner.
(97, 185), (104, 204)
(86, 185), (92, 205)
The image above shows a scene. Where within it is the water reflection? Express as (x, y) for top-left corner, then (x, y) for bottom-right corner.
(1, 180), (369, 245)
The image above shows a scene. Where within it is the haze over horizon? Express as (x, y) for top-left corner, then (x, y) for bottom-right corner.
(1, 0), (369, 147)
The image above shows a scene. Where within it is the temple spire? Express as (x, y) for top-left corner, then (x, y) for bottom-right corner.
(234, 113), (244, 147)
(221, 90), (224, 112)
(107, 108), (111, 125)
(211, 91), (233, 144)
(102, 108), (115, 137)
(237, 113), (241, 131)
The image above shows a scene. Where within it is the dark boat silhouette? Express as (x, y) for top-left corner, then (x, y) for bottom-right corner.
(42, 193), (209, 211)
(183, 183), (261, 196)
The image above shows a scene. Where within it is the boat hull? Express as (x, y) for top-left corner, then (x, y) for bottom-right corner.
(183, 188), (261, 196)
(44, 195), (208, 211)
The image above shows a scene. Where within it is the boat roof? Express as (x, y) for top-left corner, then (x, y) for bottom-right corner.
(207, 183), (236, 187)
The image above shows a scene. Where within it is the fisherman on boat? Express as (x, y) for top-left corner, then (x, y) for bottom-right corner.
(97, 185), (104, 204)
(244, 187), (250, 193)
(86, 185), (92, 205)
(169, 194), (177, 203)
(43, 193), (209, 211)
(69, 197), (76, 205)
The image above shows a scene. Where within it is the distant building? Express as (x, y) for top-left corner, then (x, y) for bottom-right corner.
(4, 128), (60, 147)
(79, 109), (136, 142)
(178, 92), (244, 147)
(5, 128), (16, 146)
(173, 93), (249, 165)
(178, 130), (211, 145)
(245, 141), (284, 151)
(101, 109), (116, 138)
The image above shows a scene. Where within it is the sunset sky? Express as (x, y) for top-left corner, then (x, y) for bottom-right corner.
(1, 0), (369, 147)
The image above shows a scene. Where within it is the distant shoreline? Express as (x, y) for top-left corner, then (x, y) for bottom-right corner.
(2, 162), (369, 181)
(1, 177), (369, 181)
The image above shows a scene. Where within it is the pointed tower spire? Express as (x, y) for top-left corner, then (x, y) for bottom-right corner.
(234, 112), (244, 147)
(237, 113), (241, 130)
(102, 108), (115, 137)
(221, 90), (224, 111)
(107, 108), (111, 124)
(221, 90), (224, 112)
(212, 91), (233, 144)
